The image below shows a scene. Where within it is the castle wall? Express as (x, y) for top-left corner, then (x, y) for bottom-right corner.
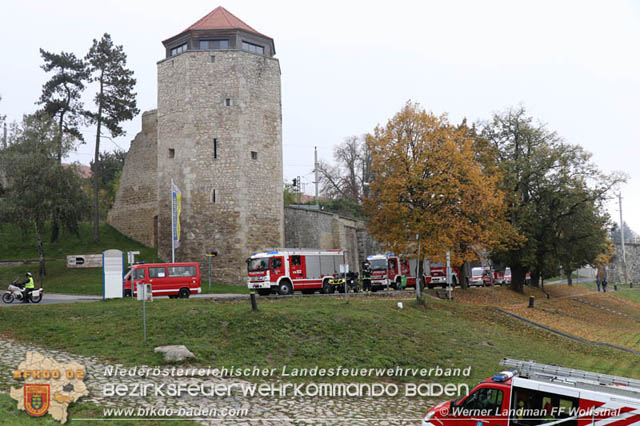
(107, 110), (158, 247)
(156, 50), (283, 284)
(611, 243), (640, 284)
(284, 207), (380, 274)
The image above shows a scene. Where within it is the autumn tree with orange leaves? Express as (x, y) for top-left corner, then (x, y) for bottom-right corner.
(364, 102), (518, 286)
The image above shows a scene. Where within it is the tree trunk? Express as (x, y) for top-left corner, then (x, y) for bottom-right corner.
(50, 112), (65, 243)
(460, 262), (470, 289)
(93, 82), (103, 243)
(35, 221), (46, 285)
(566, 270), (573, 286)
(510, 264), (526, 293)
(530, 271), (540, 288)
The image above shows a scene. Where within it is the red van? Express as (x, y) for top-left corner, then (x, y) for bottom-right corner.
(123, 262), (201, 299)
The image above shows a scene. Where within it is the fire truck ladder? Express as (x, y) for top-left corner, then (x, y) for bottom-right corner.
(500, 359), (640, 400)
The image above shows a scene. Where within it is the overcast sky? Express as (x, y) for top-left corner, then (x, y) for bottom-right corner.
(2, 0), (639, 232)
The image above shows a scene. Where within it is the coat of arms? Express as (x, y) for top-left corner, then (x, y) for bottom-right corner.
(24, 384), (50, 417)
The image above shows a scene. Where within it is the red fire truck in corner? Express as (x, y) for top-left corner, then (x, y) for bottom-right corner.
(366, 254), (427, 291)
(422, 359), (640, 426)
(247, 249), (344, 296)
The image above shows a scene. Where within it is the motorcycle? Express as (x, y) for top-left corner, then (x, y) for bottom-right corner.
(2, 280), (44, 304)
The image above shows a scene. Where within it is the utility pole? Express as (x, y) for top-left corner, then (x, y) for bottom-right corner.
(297, 176), (301, 205)
(416, 234), (421, 301)
(314, 146), (319, 209)
(619, 193), (629, 286)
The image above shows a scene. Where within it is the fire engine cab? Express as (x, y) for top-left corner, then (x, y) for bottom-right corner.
(422, 359), (640, 426)
(247, 249), (344, 296)
(366, 254), (426, 291)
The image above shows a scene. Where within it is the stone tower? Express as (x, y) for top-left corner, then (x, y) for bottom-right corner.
(157, 7), (283, 283)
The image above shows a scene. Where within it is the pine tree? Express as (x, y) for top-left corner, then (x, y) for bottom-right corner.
(86, 33), (139, 243)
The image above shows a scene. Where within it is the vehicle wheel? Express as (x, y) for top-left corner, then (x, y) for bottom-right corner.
(452, 277), (458, 287)
(427, 283), (434, 289)
(124, 289), (132, 297)
(2, 293), (14, 304)
(257, 289), (271, 296)
(178, 288), (190, 299)
(278, 280), (293, 295)
(321, 280), (331, 294)
(327, 284), (335, 294)
(30, 293), (42, 303)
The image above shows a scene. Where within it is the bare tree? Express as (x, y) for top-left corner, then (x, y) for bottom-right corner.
(317, 135), (372, 203)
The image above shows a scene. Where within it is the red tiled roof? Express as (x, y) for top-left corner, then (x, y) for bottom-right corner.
(165, 6), (270, 42)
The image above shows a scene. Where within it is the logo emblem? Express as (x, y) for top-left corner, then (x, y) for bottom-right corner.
(24, 384), (50, 417)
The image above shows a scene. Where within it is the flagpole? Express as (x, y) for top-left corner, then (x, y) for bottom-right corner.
(171, 178), (175, 263)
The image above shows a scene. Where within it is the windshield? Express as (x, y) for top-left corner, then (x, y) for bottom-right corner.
(505, 267), (511, 275)
(247, 258), (269, 272)
(369, 259), (388, 271)
(471, 267), (484, 276)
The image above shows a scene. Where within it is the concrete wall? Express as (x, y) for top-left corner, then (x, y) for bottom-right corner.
(156, 49), (283, 284)
(284, 206), (380, 274)
(107, 110), (158, 248)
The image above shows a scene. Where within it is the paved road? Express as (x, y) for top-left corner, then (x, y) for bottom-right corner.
(0, 289), (420, 307)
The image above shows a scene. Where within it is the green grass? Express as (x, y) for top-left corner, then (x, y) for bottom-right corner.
(0, 296), (637, 384)
(200, 282), (249, 294)
(0, 222), (248, 295)
(614, 288), (640, 303)
(0, 393), (196, 425)
(0, 222), (159, 261)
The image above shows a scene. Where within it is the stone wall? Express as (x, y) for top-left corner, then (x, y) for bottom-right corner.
(107, 110), (158, 247)
(284, 207), (380, 274)
(156, 50), (283, 284)
(610, 243), (640, 283)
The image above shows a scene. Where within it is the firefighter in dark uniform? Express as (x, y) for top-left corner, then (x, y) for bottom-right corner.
(21, 272), (35, 303)
(362, 261), (372, 292)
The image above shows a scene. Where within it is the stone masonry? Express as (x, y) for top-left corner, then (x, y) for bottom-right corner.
(610, 243), (640, 284)
(107, 110), (158, 248)
(155, 48), (283, 284)
(284, 207), (380, 275)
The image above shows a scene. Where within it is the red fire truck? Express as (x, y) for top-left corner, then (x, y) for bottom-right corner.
(427, 263), (461, 289)
(365, 254), (427, 291)
(247, 249), (344, 296)
(422, 359), (640, 426)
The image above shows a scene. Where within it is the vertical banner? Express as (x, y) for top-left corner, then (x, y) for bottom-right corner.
(171, 179), (182, 263)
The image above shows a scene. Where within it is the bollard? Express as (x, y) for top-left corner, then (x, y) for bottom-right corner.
(250, 291), (258, 311)
(528, 296), (535, 308)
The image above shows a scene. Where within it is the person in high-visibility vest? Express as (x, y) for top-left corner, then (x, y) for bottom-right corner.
(20, 272), (35, 303)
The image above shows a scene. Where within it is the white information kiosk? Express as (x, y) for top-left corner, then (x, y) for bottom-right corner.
(103, 249), (124, 300)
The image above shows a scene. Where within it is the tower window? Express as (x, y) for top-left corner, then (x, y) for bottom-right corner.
(251, 151), (258, 160)
(199, 39), (229, 50)
(168, 148), (175, 159)
(213, 138), (217, 159)
(225, 98), (232, 106)
(242, 41), (264, 55)
(170, 43), (187, 56)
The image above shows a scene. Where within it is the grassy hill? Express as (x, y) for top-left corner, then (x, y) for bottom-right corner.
(0, 222), (245, 294)
(0, 294), (637, 384)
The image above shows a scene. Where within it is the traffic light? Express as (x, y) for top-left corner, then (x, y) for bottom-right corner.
(292, 178), (297, 187)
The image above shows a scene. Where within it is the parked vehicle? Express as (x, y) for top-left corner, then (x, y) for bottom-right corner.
(427, 263), (461, 289)
(123, 262), (201, 299)
(366, 254), (427, 291)
(470, 266), (492, 286)
(504, 267), (512, 284)
(2, 280), (43, 304)
(422, 359), (640, 426)
(247, 249), (344, 296)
